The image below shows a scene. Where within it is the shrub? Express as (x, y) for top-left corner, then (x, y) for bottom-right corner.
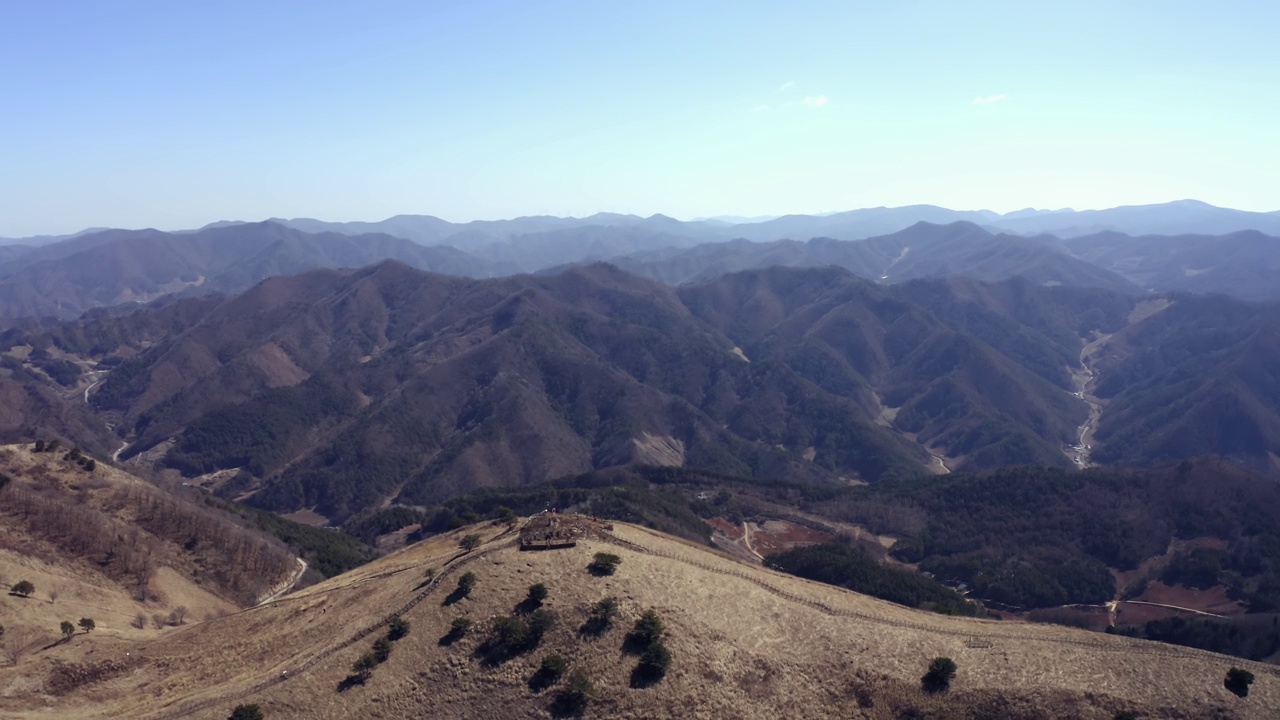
(458, 572), (476, 594)
(372, 637), (393, 663)
(551, 667), (594, 717)
(588, 552), (621, 576)
(527, 608), (556, 642)
(446, 571), (477, 605)
(10, 580), (34, 597)
(229, 704), (265, 720)
(387, 616), (410, 641)
(460, 534), (482, 551)
(632, 641), (672, 687)
(497, 506), (517, 526)
(530, 653), (568, 691)
(528, 583), (548, 604)
(351, 652), (377, 681)
(1225, 667), (1255, 697)
(922, 657), (957, 692)
(581, 597), (619, 636)
(540, 653), (567, 679)
(440, 617), (472, 646)
(131, 613), (147, 629)
(630, 610), (664, 648)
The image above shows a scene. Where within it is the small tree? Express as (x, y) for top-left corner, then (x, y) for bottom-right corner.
(351, 652), (377, 683)
(372, 637), (393, 663)
(497, 506), (517, 526)
(1225, 667), (1255, 697)
(633, 640), (672, 687)
(387, 616), (410, 641)
(10, 580), (34, 597)
(588, 552), (621, 576)
(34, 439), (45, 453)
(131, 613), (147, 629)
(444, 616), (473, 644)
(631, 610), (665, 647)
(78, 618), (95, 633)
(457, 572), (477, 596)
(922, 656), (957, 692)
(581, 596), (619, 636)
(540, 653), (567, 681)
(527, 583), (548, 606)
(594, 597), (618, 617)
(552, 667), (595, 716)
(460, 534), (482, 552)
(60, 621), (75, 641)
(229, 704), (265, 720)
(527, 608), (556, 644)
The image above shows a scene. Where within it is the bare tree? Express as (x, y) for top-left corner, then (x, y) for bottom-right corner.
(4, 626), (44, 665)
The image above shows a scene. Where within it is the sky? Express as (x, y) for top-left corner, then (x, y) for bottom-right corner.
(1, 0), (1278, 236)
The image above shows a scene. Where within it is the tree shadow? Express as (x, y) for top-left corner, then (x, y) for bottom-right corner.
(442, 588), (468, 606)
(528, 666), (559, 693)
(548, 693), (588, 718)
(578, 617), (610, 638)
(629, 663), (666, 689)
(1225, 678), (1250, 698)
(336, 673), (368, 692)
(621, 632), (650, 656)
(921, 675), (950, 694)
(438, 629), (466, 647)
(514, 597), (542, 615)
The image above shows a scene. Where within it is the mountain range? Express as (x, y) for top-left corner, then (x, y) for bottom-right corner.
(3, 260), (1274, 525)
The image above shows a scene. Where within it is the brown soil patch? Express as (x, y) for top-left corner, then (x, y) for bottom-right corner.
(1135, 581), (1247, 616)
(745, 520), (835, 556)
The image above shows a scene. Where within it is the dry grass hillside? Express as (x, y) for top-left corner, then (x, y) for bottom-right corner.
(0, 444), (298, 673)
(0, 518), (1275, 719)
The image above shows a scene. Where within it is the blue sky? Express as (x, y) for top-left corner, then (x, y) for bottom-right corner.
(1, 0), (1277, 235)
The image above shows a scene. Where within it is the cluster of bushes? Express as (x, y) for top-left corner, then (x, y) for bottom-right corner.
(31, 440), (96, 471)
(625, 610), (672, 688)
(478, 607), (556, 664)
(341, 616), (410, 689)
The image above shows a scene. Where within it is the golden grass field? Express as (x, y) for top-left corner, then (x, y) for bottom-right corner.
(1, 518), (1277, 719)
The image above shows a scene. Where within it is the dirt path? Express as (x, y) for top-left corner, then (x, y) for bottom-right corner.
(81, 371), (106, 404)
(741, 521), (765, 562)
(1118, 600), (1225, 619)
(927, 451), (951, 474)
(112, 440), (131, 463)
(257, 559), (309, 606)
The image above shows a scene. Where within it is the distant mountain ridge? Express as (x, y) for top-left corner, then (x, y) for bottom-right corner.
(2, 200), (1278, 325)
(0, 221), (498, 321)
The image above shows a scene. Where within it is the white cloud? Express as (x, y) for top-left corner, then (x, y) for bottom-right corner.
(802, 95), (829, 107)
(752, 104), (770, 112)
(778, 80), (795, 92)
(972, 94), (1008, 105)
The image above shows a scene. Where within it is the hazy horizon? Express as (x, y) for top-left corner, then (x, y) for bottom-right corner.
(6, 198), (1280, 240)
(3, 1), (1277, 236)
